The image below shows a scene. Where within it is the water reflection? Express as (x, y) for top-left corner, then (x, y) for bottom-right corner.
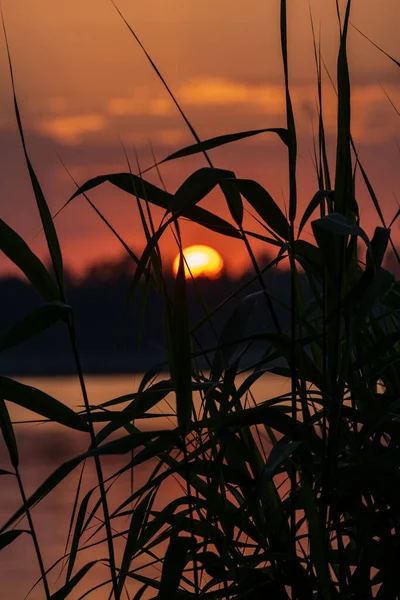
(0, 373), (289, 599)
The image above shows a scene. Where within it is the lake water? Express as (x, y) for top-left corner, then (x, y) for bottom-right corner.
(0, 373), (291, 599)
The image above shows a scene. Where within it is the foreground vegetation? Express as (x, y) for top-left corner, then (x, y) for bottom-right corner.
(1, 1), (400, 598)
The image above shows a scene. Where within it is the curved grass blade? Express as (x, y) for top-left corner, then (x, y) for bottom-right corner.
(157, 535), (192, 599)
(294, 240), (322, 270)
(162, 127), (289, 163)
(93, 380), (176, 444)
(351, 23), (400, 67)
(0, 220), (59, 301)
(0, 377), (88, 432)
(171, 252), (192, 435)
(0, 301), (71, 352)
(300, 480), (333, 600)
(132, 584), (147, 600)
(0, 397), (51, 598)
(63, 462), (86, 579)
(85, 429), (181, 458)
(0, 398), (19, 468)
(263, 440), (302, 480)
(367, 226), (391, 271)
(334, 0), (353, 217)
(0, 529), (28, 551)
(280, 0), (298, 222)
(312, 212), (370, 248)
(117, 493), (153, 595)
(76, 579), (113, 600)
(69, 172), (169, 209)
(0, 455), (83, 534)
(59, 157), (151, 280)
(87, 411), (172, 423)
(351, 331), (400, 371)
(69, 172), (241, 240)
(50, 560), (99, 600)
(65, 488), (95, 584)
(221, 178), (243, 227)
(172, 167), (235, 213)
(211, 291), (262, 381)
(1, 19), (64, 295)
(231, 179), (290, 240)
(298, 190), (334, 237)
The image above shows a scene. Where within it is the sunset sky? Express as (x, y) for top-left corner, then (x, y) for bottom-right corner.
(0, 0), (399, 278)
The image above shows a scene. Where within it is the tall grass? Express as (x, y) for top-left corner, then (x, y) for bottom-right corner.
(1, 0), (400, 598)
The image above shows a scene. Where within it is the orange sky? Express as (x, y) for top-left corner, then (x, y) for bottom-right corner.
(0, 0), (399, 278)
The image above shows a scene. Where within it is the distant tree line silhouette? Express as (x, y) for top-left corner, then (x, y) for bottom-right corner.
(1, 247), (397, 375)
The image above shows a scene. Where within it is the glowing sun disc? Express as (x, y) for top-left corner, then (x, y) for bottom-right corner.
(173, 245), (224, 279)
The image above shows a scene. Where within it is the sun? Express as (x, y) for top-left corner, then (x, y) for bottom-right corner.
(173, 245), (224, 279)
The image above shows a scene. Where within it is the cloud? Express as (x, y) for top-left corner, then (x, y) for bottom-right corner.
(175, 77), (400, 144)
(177, 77), (285, 115)
(36, 114), (107, 144)
(32, 79), (400, 148)
(350, 84), (400, 143)
(151, 128), (187, 146)
(107, 90), (172, 117)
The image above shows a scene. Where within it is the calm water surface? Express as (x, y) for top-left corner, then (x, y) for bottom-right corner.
(0, 373), (290, 599)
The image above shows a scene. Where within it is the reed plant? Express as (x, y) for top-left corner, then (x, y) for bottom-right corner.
(1, 1), (400, 598)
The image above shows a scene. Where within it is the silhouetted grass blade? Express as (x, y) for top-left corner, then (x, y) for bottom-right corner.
(66, 488), (95, 584)
(263, 440), (302, 480)
(0, 455), (83, 534)
(300, 480), (332, 600)
(69, 172), (170, 209)
(0, 377), (88, 432)
(367, 227), (391, 271)
(172, 253), (192, 435)
(1, 23), (65, 295)
(157, 535), (192, 599)
(334, 0), (353, 217)
(312, 213), (369, 283)
(220, 179), (244, 227)
(117, 493), (153, 595)
(50, 561), (99, 600)
(0, 530), (27, 551)
(352, 268), (395, 334)
(351, 331), (400, 371)
(312, 212), (370, 247)
(0, 399), (19, 468)
(211, 291), (262, 381)
(280, 0), (298, 222)
(172, 167), (235, 213)
(232, 179), (290, 240)
(86, 430), (180, 457)
(298, 191), (334, 237)
(162, 128), (289, 163)
(93, 381), (179, 444)
(294, 240), (322, 270)
(132, 584), (147, 600)
(0, 469), (13, 476)
(351, 22), (400, 67)
(0, 301), (71, 352)
(88, 411), (171, 423)
(70, 172), (241, 239)
(185, 206), (241, 238)
(0, 220), (59, 301)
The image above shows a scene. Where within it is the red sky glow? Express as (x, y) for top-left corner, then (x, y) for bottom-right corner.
(0, 0), (399, 278)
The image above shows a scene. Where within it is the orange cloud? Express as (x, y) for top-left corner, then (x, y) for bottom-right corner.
(34, 80), (400, 148)
(37, 114), (107, 144)
(175, 77), (400, 144)
(177, 77), (285, 115)
(108, 89), (172, 117)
